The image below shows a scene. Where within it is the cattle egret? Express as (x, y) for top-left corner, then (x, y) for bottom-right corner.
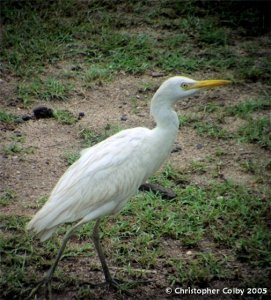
(27, 76), (230, 295)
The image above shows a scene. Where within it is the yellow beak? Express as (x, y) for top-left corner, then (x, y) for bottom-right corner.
(187, 79), (231, 90)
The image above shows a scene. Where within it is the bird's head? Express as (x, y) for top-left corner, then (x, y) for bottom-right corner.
(156, 76), (231, 104)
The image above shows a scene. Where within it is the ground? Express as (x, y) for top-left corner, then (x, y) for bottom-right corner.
(0, 1), (270, 299)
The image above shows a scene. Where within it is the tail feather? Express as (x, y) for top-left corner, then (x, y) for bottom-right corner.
(27, 213), (57, 241)
(26, 200), (72, 241)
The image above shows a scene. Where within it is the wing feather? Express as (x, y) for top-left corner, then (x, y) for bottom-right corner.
(27, 127), (152, 239)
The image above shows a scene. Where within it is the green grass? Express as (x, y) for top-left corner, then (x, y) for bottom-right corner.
(193, 121), (233, 139)
(226, 97), (271, 118)
(238, 117), (271, 150)
(84, 65), (112, 82)
(80, 125), (122, 147)
(0, 111), (17, 124)
(53, 109), (77, 125)
(178, 114), (201, 127)
(1, 143), (35, 156)
(63, 151), (80, 166)
(2, 1), (270, 85)
(0, 190), (16, 207)
(240, 159), (271, 185)
(17, 77), (73, 105)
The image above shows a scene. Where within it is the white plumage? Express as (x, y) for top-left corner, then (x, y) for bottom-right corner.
(27, 76), (230, 292)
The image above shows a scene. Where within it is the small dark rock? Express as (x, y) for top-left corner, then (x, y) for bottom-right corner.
(21, 114), (32, 121)
(33, 106), (53, 119)
(139, 183), (176, 200)
(120, 115), (128, 121)
(71, 65), (83, 71)
(78, 112), (85, 119)
(196, 143), (204, 150)
(171, 145), (182, 153)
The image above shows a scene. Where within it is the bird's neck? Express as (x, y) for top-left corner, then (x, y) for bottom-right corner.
(150, 93), (179, 135)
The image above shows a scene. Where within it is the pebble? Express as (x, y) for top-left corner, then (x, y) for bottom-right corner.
(78, 112), (85, 119)
(171, 145), (182, 153)
(21, 114), (32, 121)
(120, 115), (128, 121)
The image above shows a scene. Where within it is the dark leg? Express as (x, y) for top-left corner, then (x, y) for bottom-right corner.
(28, 224), (80, 300)
(92, 219), (113, 283)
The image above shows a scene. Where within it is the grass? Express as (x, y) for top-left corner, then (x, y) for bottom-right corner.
(63, 151), (80, 166)
(53, 109), (77, 125)
(0, 190), (16, 207)
(193, 121), (233, 139)
(238, 117), (271, 150)
(80, 125), (122, 147)
(0, 111), (17, 124)
(1, 142), (35, 156)
(17, 78), (73, 105)
(2, 1), (271, 84)
(84, 65), (112, 82)
(178, 97), (271, 149)
(226, 97), (271, 118)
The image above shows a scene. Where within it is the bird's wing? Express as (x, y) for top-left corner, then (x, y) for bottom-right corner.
(27, 127), (152, 234)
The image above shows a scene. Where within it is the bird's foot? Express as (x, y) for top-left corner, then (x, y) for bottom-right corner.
(105, 277), (152, 295)
(27, 277), (53, 300)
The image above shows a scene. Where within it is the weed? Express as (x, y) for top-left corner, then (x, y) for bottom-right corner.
(238, 56), (271, 84)
(84, 65), (112, 82)
(63, 151), (80, 166)
(171, 252), (228, 285)
(178, 114), (200, 127)
(201, 103), (223, 113)
(0, 190), (16, 207)
(1, 143), (34, 156)
(194, 121), (233, 139)
(130, 97), (139, 114)
(53, 109), (77, 125)
(0, 111), (17, 124)
(198, 18), (228, 46)
(215, 147), (227, 157)
(80, 125), (121, 147)
(238, 117), (271, 150)
(226, 97), (271, 118)
(17, 78), (72, 105)
(25, 196), (48, 209)
(190, 160), (208, 175)
(138, 81), (158, 94)
(1, 143), (21, 155)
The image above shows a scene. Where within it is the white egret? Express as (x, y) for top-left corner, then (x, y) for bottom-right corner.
(27, 76), (230, 294)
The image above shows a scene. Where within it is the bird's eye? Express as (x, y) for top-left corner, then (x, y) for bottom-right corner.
(180, 82), (189, 89)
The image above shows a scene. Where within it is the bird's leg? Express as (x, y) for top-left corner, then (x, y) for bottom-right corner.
(92, 219), (152, 293)
(28, 224), (79, 299)
(92, 219), (114, 284)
